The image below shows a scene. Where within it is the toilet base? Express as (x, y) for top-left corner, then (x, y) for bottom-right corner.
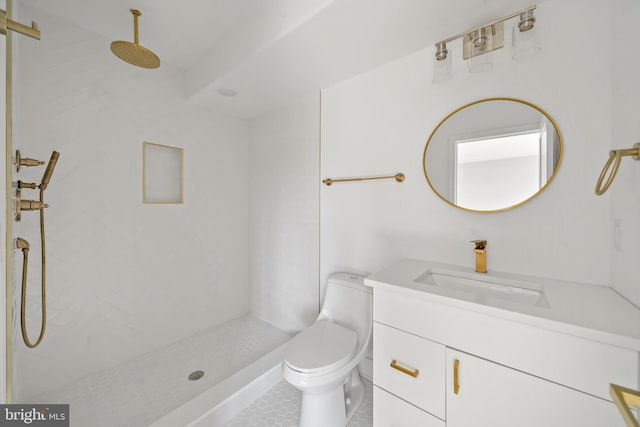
(344, 369), (365, 423)
(298, 368), (365, 427)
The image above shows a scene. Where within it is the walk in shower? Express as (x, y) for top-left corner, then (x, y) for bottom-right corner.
(5, 2), (319, 425)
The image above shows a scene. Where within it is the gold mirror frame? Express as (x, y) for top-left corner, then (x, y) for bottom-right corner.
(422, 97), (563, 213)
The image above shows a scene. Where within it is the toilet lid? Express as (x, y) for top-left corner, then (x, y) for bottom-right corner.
(284, 320), (358, 373)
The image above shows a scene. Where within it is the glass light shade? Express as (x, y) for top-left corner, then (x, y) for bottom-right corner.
(512, 23), (541, 60)
(432, 52), (452, 84)
(467, 29), (493, 73)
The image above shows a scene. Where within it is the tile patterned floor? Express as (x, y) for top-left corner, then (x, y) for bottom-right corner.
(224, 377), (374, 427)
(27, 316), (291, 427)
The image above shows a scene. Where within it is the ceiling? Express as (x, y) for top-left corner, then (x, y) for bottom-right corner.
(20, 0), (544, 119)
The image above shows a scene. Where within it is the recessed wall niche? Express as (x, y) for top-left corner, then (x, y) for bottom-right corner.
(143, 141), (184, 204)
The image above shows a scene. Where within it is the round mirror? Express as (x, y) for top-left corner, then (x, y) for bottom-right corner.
(423, 98), (562, 212)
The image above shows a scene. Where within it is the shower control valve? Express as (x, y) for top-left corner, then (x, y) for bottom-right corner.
(20, 200), (48, 210)
(14, 188), (48, 222)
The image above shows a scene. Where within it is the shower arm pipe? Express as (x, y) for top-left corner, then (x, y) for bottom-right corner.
(132, 9), (140, 45)
(0, 9), (40, 40)
(595, 143), (640, 195)
(322, 173), (405, 186)
(434, 5), (535, 47)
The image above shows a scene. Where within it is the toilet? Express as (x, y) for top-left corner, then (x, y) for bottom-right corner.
(282, 273), (372, 427)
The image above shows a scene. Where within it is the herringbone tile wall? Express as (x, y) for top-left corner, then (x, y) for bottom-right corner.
(13, 4), (250, 400)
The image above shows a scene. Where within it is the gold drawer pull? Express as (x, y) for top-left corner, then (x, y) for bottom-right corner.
(390, 359), (420, 378)
(454, 359), (460, 394)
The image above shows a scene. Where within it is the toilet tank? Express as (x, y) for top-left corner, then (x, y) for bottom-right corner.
(319, 273), (372, 349)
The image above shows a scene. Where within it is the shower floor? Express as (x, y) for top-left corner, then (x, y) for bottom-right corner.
(223, 378), (373, 427)
(27, 315), (291, 427)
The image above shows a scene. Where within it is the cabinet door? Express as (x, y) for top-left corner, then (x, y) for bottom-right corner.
(373, 386), (444, 427)
(446, 349), (625, 427)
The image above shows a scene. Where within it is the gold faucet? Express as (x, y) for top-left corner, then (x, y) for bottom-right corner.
(471, 240), (487, 273)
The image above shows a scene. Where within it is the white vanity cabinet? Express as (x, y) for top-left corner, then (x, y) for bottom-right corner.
(372, 292), (628, 427)
(366, 259), (640, 427)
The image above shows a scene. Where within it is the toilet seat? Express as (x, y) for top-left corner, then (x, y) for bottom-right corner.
(285, 320), (358, 373)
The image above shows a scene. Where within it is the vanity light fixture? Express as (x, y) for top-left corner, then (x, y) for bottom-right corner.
(432, 5), (539, 83)
(513, 9), (541, 60)
(433, 42), (452, 82)
(466, 26), (495, 73)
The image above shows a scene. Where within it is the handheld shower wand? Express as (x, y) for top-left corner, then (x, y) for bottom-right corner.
(40, 151), (59, 190)
(16, 150), (60, 348)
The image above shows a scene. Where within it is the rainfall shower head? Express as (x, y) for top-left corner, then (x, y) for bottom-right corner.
(40, 151), (59, 191)
(110, 9), (160, 69)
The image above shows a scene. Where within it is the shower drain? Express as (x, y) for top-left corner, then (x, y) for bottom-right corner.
(188, 370), (205, 381)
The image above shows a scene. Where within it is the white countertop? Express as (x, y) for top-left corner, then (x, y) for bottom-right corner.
(364, 258), (640, 352)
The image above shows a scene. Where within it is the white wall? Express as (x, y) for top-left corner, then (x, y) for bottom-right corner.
(320, 0), (613, 295)
(248, 93), (320, 334)
(13, 5), (249, 399)
(610, 0), (640, 308)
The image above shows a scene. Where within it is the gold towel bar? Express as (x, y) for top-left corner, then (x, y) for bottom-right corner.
(595, 143), (640, 195)
(610, 384), (640, 427)
(322, 173), (405, 186)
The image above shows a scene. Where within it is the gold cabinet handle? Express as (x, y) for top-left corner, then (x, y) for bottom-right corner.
(390, 359), (420, 378)
(454, 359), (460, 394)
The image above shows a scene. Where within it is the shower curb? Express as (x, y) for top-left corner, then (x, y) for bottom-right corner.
(150, 342), (288, 427)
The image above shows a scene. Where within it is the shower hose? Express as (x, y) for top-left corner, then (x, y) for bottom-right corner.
(19, 187), (47, 348)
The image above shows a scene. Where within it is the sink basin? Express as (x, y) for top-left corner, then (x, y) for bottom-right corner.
(415, 268), (550, 308)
